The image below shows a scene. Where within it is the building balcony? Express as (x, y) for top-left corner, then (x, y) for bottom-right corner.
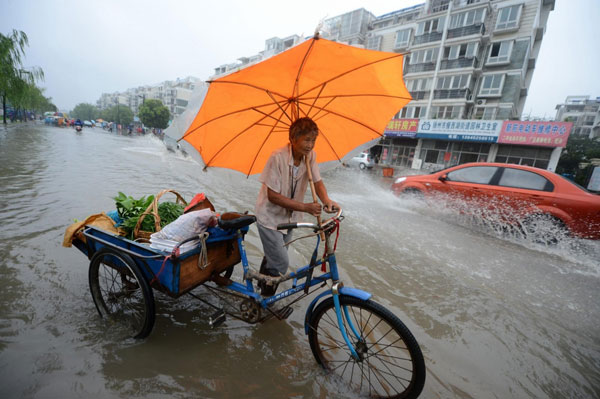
(447, 23), (485, 39)
(393, 42), (410, 52)
(413, 31), (443, 45)
(433, 88), (471, 100)
(440, 56), (478, 70)
(405, 62), (436, 74)
(409, 91), (430, 100)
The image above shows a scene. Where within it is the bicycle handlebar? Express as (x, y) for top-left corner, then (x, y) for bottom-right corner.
(276, 208), (343, 232)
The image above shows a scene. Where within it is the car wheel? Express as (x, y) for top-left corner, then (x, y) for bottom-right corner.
(401, 188), (424, 200)
(359, 163), (366, 170)
(522, 214), (568, 245)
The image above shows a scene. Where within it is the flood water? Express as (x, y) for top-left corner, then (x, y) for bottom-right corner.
(1, 123), (599, 398)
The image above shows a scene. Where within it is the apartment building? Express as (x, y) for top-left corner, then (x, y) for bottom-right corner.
(362, 0), (558, 170)
(208, 0), (562, 171)
(212, 35), (303, 78)
(322, 8), (375, 45)
(555, 95), (600, 139)
(97, 76), (201, 118)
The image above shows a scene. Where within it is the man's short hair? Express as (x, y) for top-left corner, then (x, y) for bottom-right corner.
(289, 117), (318, 139)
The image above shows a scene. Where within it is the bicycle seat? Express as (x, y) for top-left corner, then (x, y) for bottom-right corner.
(218, 212), (256, 230)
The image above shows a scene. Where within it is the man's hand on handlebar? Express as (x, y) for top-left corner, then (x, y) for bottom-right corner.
(323, 201), (340, 214)
(304, 202), (322, 217)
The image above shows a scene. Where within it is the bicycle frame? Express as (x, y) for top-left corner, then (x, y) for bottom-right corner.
(225, 210), (370, 361)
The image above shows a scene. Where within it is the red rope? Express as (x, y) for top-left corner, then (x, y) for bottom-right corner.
(150, 247), (180, 286)
(333, 219), (340, 252)
(321, 220), (341, 272)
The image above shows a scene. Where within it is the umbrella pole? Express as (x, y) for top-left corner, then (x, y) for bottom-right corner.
(305, 156), (326, 241)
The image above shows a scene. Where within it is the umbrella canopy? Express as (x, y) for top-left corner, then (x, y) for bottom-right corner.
(180, 35), (411, 176)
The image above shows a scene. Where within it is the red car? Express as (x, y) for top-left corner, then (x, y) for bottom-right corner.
(391, 162), (600, 240)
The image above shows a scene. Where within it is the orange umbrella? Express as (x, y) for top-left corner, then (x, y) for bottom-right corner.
(179, 34), (412, 176)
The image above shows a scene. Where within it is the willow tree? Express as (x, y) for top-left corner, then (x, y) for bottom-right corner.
(0, 29), (44, 123)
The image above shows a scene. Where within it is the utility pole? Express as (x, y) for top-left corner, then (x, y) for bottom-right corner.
(115, 97), (120, 125)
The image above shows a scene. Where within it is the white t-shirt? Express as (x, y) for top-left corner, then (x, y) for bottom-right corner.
(254, 144), (321, 230)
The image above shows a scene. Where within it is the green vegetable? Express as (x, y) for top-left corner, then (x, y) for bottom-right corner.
(114, 192), (184, 239)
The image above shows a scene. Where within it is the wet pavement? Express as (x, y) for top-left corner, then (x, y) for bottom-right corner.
(0, 123), (599, 398)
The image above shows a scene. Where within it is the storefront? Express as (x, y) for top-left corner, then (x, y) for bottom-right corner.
(376, 118), (572, 172)
(376, 118), (418, 167)
(419, 140), (491, 168)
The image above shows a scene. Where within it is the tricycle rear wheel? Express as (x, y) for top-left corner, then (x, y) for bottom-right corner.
(88, 248), (155, 339)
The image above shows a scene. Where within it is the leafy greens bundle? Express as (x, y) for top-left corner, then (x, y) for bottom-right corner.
(114, 192), (185, 239)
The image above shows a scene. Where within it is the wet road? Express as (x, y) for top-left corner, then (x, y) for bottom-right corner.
(0, 123), (599, 398)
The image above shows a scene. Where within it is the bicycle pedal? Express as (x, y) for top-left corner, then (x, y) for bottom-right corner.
(208, 309), (226, 328)
(274, 307), (293, 320)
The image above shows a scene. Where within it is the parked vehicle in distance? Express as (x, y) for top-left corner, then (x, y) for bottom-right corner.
(83, 120), (93, 127)
(391, 162), (600, 240)
(348, 152), (374, 169)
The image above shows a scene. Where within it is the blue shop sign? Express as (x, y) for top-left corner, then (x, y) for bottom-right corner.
(416, 119), (501, 142)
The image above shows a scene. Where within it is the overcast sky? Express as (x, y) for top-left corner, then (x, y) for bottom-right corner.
(2, 0), (598, 118)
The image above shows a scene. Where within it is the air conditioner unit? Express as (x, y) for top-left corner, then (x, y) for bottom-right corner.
(476, 99), (487, 105)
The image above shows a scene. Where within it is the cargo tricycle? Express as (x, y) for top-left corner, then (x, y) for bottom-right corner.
(72, 208), (426, 398)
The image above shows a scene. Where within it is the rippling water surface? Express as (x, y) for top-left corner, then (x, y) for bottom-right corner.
(0, 124), (599, 398)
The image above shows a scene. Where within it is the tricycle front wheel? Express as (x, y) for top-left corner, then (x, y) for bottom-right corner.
(308, 296), (425, 398)
(88, 248), (155, 339)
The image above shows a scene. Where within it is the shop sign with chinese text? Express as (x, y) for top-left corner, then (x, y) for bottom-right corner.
(384, 118), (419, 137)
(416, 119), (501, 142)
(498, 121), (572, 147)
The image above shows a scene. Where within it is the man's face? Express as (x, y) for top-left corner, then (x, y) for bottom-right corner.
(290, 130), (318, 157)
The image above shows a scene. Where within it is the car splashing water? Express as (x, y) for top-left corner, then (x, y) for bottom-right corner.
(0, 124), (599, 399)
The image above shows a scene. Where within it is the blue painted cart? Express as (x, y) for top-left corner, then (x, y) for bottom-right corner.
(73, 214), (253, 338)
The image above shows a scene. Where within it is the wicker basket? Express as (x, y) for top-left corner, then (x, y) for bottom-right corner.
(133, 189), (188, 240)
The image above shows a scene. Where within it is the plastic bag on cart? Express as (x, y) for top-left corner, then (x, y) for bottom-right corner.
(150, 208), (217, 243)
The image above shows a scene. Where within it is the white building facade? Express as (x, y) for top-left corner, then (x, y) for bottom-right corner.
(97, 76), (201, 118)
(365, 0), (560, 171)
(555, 95), (600, 139)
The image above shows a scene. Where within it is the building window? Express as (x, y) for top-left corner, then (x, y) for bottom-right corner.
(445, 42), (478, 60)
(421, 140), (490, 167)
(410, 48), (439, 64)
(400, 106), (426, 118)
(495, 145), (552, 169)
(487, 41), (513, 65)
(416, 17), (446, 35)
(479, 74), (505, 97)
(431, 0), (450, 13)
(449, 8), (485, 29)
(395, 29), (411, 48)
(431, 105), (461, 119)
(379, 138), (417, 167)
(436, 74), (470, 90)
(583, 115), (595, 125)
(367, 35), (382, 50)
(495, 4), (522, 31)
(407, 78), (432, 92)
(474, 107), (497, 120)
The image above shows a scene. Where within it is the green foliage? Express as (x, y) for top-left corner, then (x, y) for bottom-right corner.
(114, 192), (184, 239)
(557, 135), (600, 185)
(72, 103), (100, 121)
(101, 105), (134, 126)
(157, 202), (185, 228)
(139, 99), (170, 129)
(0, 29), (45, 123)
